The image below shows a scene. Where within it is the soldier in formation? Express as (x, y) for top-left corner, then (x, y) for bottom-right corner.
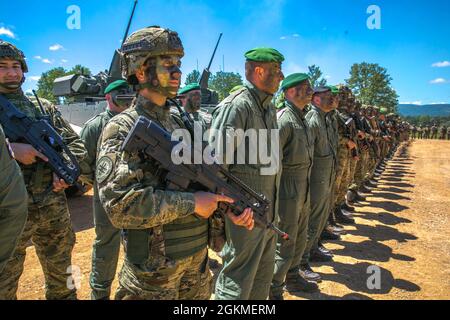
(0, 27), (411, 301)
(0, 41), (88, 300)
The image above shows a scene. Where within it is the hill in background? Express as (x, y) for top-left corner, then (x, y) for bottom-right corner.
(398, 104), (450, 117)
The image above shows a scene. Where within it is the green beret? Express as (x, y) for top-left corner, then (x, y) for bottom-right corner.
(244, 47), (284, 63)
(280, 73), (310, 91)
(178, 82), (201, 95)
(104, 79), (128, 94)
(329, 85), (340, 95)
(229, 85), (244, 94)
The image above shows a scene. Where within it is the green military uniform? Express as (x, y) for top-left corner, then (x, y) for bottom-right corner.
(97, 96), (211, 300)
(301, 101), (337, 264)
(0, 92), (87, 300)
(177, 82), (210, 131)
(80, 80), (129, 300)
(447, 127), (450, 140)
(80, 80), (128, 300)
(211, 82), (281, 300)
(97, 27), (212, 300)
(210, 47), (284, 300)
(271, 98), (313, 296)
(0, 125), (28, 274)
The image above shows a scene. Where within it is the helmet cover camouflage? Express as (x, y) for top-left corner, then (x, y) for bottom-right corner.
(120, 26), (184, 82)
(0, 40), (28, 73)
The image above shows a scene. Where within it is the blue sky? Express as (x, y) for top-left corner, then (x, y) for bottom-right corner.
(1, 0), (450, 105)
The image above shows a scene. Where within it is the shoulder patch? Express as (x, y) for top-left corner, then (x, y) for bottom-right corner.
(96, 155), (114, 184)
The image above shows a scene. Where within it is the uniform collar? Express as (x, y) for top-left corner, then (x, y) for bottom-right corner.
(0, 88), (25, 99)
(134, 94), (171, 121)
(245, 82), (273, 110)
(311, 103), (329, 117)
(285, 100), (306, 120)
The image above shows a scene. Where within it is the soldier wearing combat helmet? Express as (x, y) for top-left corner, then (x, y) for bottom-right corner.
(96, 26), (254, 300)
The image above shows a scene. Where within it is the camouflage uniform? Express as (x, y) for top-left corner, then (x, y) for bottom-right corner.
(0, 92), (86, 300)
(210, 83), (281, 300)
(301, 105), (337, 264)
(97, 96), (212, 300)
(447, 127), (450, 140)
(271, 101), (313, 296)
(80, 109), (121, 300)
(0, 125), (28, 274)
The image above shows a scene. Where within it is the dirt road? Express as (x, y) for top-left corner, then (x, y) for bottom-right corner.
(15, 140), (450, 300)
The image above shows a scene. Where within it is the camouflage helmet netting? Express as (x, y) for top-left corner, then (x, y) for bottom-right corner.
(119, 26), (184, 81)
(0, 40), (28, 73)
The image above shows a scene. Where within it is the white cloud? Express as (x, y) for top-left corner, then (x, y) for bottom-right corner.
(400, 101), (422, 105)
(42, 58), (52, 64)
(430, 78), (446, 84)
(430, 102), (447, 105)
(325, 75), (331, 79)
(34, 56), (42, 60)
(0, 27), (15, 39)
(280, 36), (287, 40)
(49, 44), (64, 51)
(431, 61), (450, 68)
(28, 76), (41, 81)
(292, 33), (300, 37)
(61, 59), (68, 63)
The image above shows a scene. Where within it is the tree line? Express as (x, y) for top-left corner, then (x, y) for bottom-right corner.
(36, 62), (399, 112)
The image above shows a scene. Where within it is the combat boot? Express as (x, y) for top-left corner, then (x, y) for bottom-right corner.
(310, 248), (333, 262)
(321, 227), (341, 240)
(327, 223), (346, 235)
(342, 202), (355, 212)
(269, 291), (284, 300)
(335, 207), (355, 225)
(299, 264), (322, 283)
(285, 275), (319, 293)
(346, 190), (358, 204)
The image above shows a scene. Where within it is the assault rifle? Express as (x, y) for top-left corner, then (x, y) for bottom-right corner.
(0, 95), (81, 186)
(338, 112), (359, 158)
(121, 116), (289, 240)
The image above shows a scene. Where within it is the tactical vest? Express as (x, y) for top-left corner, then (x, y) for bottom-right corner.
(119, 109), (208, 264)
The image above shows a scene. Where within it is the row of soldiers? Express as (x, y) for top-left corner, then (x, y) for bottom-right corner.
(410, 124), (450, 140)
(0, 26), (408, 300)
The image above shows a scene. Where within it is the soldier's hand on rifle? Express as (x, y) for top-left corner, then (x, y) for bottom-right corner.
(52, 173), (70, 192)
(227, 207), (254, 231)
(10, 142), (49, 165)
(194, 191), (235, 219)
(347, 140), (357, 150)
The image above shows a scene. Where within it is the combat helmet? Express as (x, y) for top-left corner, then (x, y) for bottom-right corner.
(120, 26), (184, 84)
(0, 40), (28, 72)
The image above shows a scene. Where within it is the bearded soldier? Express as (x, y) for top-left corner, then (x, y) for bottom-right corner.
(0, 40), (87, 300)
(177, 82), (210, 131)
(96, 26), (253, 300)
(210, 47), (284, 300)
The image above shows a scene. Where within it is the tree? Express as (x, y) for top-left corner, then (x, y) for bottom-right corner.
(36, 65), (92, 103)
(68, 64), (91, 76)
(346, 62), (399, 113)
(36, 67), (67, 103)
(208, 71), (243, 101)
(308, 65), (327, 88)
(185, 69), (200, 85)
